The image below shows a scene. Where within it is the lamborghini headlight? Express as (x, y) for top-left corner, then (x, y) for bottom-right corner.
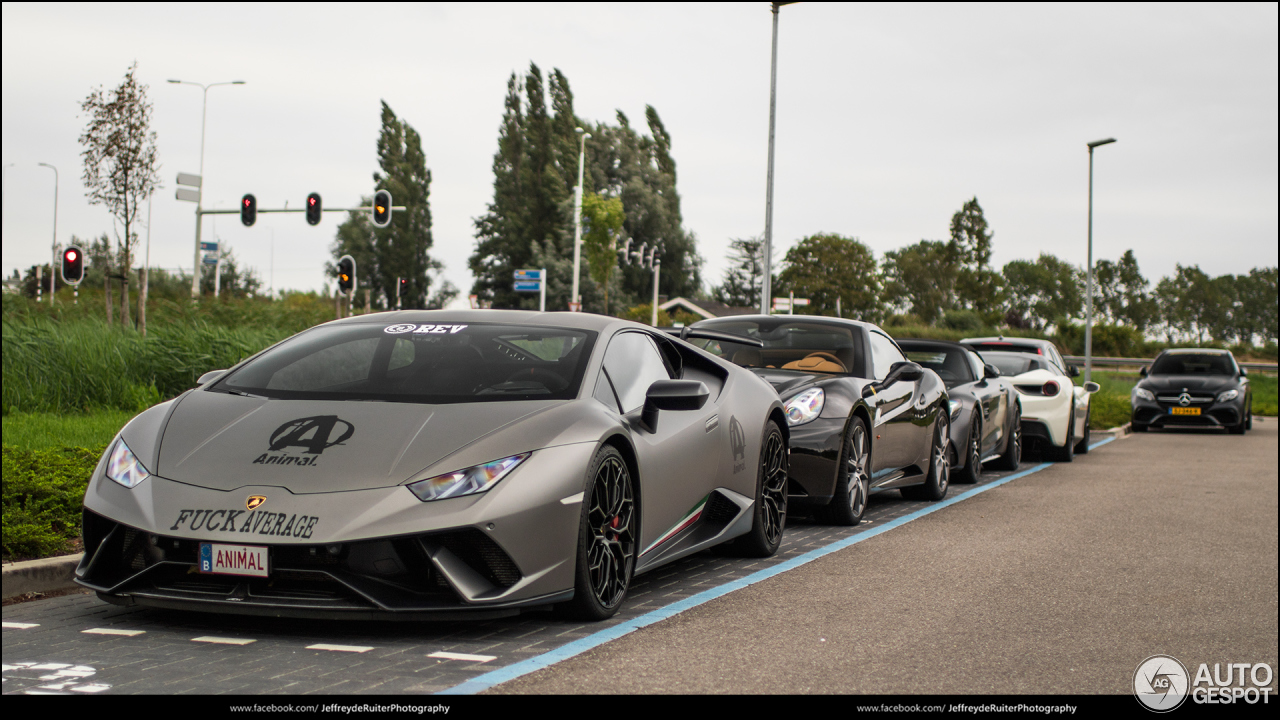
(1132, 387), (1155, 403)
(784, 388), (824, 426)
(407, 453), (530, 502)
(1216, 389), (1239, 403)
(106, 438), (150, 489)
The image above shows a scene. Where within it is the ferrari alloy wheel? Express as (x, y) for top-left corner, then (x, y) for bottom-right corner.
(816, 416), (870, 525)
(992, 403), (1022, 471)
(903, 415), (950, 501)
(729, 420), (788, 557)
(565, 445), (636, 620)
(1074, 407), (1092, 454)
(958, 412), (982, 483)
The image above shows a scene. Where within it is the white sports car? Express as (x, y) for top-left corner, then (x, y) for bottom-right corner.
(963, 337), (1098, 462)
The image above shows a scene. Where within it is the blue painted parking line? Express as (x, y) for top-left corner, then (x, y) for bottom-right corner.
(441, 453), (1083, 695)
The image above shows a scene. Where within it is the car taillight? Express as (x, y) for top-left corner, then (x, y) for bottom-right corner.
(1042, 381), (1059, 396)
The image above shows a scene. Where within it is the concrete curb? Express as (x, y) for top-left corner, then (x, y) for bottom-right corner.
(2, 553), (83, 600)
(1105, 422), (1132, 437)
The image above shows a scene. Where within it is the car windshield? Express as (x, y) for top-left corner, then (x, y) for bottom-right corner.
(903, 348), (973, 388)
(691, 320), (861, 375)
(1149, 352), (1234, 376)
(978, 351), (1051, 377)
(214, 322), (597, 403)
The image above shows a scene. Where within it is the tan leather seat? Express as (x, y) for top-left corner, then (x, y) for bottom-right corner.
(781, 353), (846, 373)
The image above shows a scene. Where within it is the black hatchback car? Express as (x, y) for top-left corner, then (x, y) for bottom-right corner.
(1131, 349), (1253, 434)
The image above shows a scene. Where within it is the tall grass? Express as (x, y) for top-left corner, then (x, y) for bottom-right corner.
(2, 317), (293, 414)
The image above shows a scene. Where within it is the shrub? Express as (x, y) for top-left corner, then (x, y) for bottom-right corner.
(2, 445), (102, 560)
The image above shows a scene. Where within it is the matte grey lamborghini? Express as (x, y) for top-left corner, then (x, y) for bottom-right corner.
(76, 311), (787, 621)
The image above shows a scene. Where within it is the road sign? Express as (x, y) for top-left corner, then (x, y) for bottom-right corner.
(513, 281), (541, 293)
(200, 241), (219, 252)
(568, 301), (582, 313)
(176, 187), (200, 203)
(513, 269), (542, 281)
(177, 172), (202, 188)
(202, 254), (219, 265)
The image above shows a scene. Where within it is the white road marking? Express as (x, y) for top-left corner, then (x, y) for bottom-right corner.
(82, 628), (145, 636)
(191, 636), (256, 645)
(29, 663), (72, 670)
(307, 643), (374, 653)
(71, 684), (112, 693)
(2, 622), (39, 629)
(429, 651), (496, 663)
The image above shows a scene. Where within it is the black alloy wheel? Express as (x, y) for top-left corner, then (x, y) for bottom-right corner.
(991, 402), (1021, 471)
(727, 420), (788, 556)
(816, 416), (871, 525)
(958, 412), (982, 483)
(1074, 406), (1092, 454)
(564, 445), (636, 620)
(902, 415), (950, 501)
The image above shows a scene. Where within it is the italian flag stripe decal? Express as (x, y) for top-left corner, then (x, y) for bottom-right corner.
(640, 494), (709, 557)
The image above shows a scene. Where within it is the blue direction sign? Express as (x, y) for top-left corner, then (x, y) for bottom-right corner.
(202, 254), (219, 265)
(513, 269), (542, 281)
(513, 280), (541, 293)
(200, 241), (219, 253)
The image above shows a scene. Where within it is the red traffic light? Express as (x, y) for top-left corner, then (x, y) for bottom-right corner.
(241, 193), (257, 226)
(65, 249), (78, 263)
(306, 192), (322, 226)
(61, 244), (85, 285)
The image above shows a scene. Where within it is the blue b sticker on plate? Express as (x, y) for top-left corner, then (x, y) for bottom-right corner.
(200, 543), (213, 572)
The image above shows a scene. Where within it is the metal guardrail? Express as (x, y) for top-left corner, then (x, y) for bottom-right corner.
(1064, 356), (1278, 374)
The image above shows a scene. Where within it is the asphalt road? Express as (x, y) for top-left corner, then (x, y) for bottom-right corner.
(491, 422), (1279, 694)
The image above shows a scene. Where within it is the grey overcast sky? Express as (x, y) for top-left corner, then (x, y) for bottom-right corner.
(3, 2), (1276, 304)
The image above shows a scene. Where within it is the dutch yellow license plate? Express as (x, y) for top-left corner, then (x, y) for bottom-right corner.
(1170, 407), (1200, 416)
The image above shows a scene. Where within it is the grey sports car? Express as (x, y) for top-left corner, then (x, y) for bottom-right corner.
(76, 311), (787, 621)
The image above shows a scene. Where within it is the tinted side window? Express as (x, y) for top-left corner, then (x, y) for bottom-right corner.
(868, 332), (906, 381)
(967, 350), (986, 380)
(602, 332), (672, 413)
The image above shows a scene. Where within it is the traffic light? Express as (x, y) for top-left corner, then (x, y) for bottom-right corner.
(337, 255), (355, 294)
(61, 245), (85, 285)
(372, 190), (392, 228)
(306, 192), (322, 226)
(241, 194), (256, 226)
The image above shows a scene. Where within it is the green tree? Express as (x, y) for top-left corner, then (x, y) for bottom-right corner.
(581, 192), (626, 314)
(948, 197), (1002, 317)
(1154, 264), (1228, 344)
(1002, 254), (1083, 331)
(330, 102), (452, 310)
(712, 236), (769, 309)
(79, 62), (161, 328)
(775, 234), (881, 320)
(1093, 249), (1156, 331)
(199, 249), (262, 298)
(471, 66), (701, 314)
(1231, 267), (1278, 345)
(880, 240), (958, 325)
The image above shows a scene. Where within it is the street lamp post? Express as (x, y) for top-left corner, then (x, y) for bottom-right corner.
(37, 163), (58, 303)
(1085, 137), (1116, 385)
(761, 2), (797, 315)
(571, 127), (591, 311)
(168, 78), (246, 298)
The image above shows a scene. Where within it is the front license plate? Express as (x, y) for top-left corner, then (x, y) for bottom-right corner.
(199, 542), (269, 577)
(1170, 407), (1201, 416)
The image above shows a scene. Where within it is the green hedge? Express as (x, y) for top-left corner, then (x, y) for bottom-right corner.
(2, 445), (102, 560)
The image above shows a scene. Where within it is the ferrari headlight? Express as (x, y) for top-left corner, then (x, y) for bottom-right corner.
(105, 438), (150, 489)
(784, 388), (824, 426)
(1216, 389), (1239, 403)
(407, 453), (530, 502)
(1132, 387), (1155, 403)
(948, 400), (962, 419)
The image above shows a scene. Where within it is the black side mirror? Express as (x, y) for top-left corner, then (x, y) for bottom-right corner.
(1068, 365), (1081, 377)
(863, 361), (924, 398)
(1239, 367), (1248, 377)
(641, 380), (709, 432)
(1140, 366), (1148, 377)
(984, 364), (1000, 379)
